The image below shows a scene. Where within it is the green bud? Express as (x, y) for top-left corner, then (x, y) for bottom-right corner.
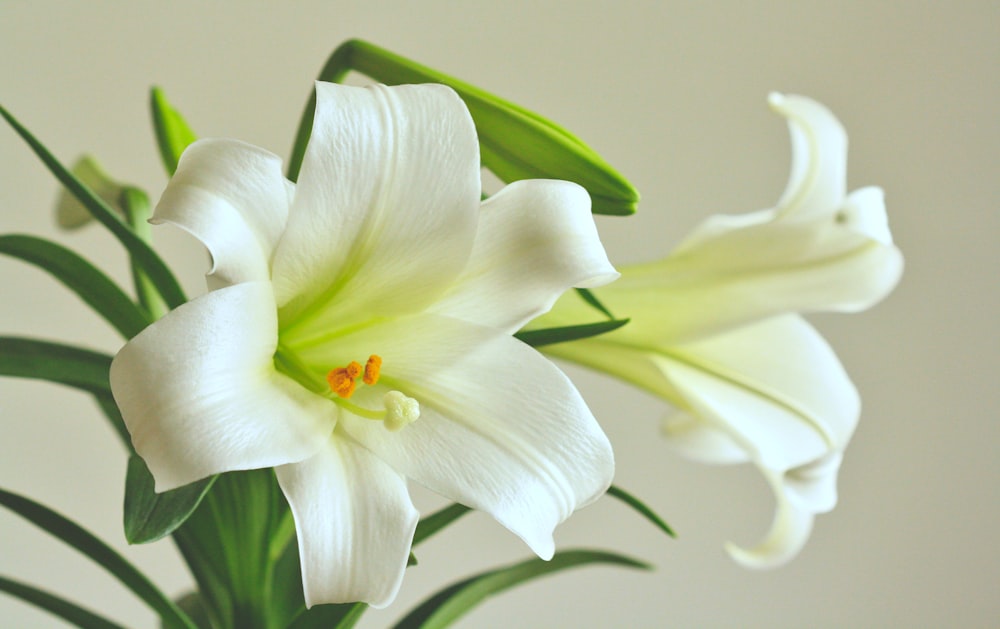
(54, 155), (126, 229)
(291, 39), (639, 215)
(150, 86), (197, 176)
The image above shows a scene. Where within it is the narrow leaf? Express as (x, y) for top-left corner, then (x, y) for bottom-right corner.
(394, 549), (651, 629)
(1, 105), (187, 309)
(286, 602), (367, 629)
(0, 488), (197, 629)
(0, 336), (112, 394)
(124, 455), (216, 544)
(150, 87), (197, 175)
(515, 318), (629, 348)
(413, 503), (470, 546)
(0, 234), (151, 339)
(0, 574), (127, 629)
(575, 287), (615, 319)
(607, 485), (676, 538)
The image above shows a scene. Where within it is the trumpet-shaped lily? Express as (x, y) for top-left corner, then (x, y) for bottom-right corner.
(534, 93), (903, 567)
(110, 82), (618, 608)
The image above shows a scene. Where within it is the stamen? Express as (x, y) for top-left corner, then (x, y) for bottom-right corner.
(326, 362), (362, 399)
(383, 391), (420, 431)
(363, 354), (382, 385)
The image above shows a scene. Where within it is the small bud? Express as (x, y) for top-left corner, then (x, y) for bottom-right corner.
(54, 155), (126, 229)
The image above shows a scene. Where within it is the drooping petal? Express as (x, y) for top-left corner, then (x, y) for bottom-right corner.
(153, 138), (292, 288)
(275, 432), (418, 609)
(110, 282), (335, 491)
(299, 313), (614, 559)
(272, 83), (480, 340)
(725, 466), (816, 569)
(653, 315), (858, 472)
(431, 179), (618, 333)
(726, 452), (842, 568)
(769, 92), (847, 220)
(841, 185), (896, 245)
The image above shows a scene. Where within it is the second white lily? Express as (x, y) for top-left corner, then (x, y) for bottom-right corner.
(535, 93), (903, 568)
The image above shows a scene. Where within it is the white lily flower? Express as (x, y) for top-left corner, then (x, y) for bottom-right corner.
(535, 94), (902, 567)
(110, 82), (618, 608)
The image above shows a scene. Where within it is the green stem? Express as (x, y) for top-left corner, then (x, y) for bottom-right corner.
(120, 186), (169, 320)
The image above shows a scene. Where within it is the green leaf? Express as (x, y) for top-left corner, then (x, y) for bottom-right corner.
(515, 318), (629, 348)
(289, 40), (639, 216)
(170, 469), (295, 629)
(0, 234), (151, 339)
(575, 287), (615, 319)
(607, 485), (676, 538)
(0, 337), (131, 446)
(412, 503), (470, 546)
(393, 549), (651, 629)
(286, 602), (367, 629)
(0, 574), (127, 629)
(124, 455), (216, 544)
(1, 104), (187, 310)
(0, 488), (197, 629)
(0, 336), (112, 393)
(150, 87), (197, 175)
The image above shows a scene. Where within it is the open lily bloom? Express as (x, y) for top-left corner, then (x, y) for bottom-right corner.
(110, 82), (618, 607)
(535, 94), (903, 567)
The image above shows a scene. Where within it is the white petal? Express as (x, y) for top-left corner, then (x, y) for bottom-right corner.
(272, 83), (480, 338)
(586, 202), (903, 344)
(841, 186), (895, 245)
(726, 452), (841, 568)
(769, 93), (847, 219)
(312, 313), (614, 559)
(431, 179), (618, 332)
(275, 432), (418, 609)
(110, 282), (335, 491)
(785, 450), (843, 513)
(654, 315), (858, 471)
(725, 466), (815, 569)
(660, 411), (751, 464)
(153, 139), (292, 287)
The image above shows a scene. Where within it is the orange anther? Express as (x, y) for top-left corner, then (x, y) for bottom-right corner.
(363, 355), (382, 385)
(327, 367), (358, 399)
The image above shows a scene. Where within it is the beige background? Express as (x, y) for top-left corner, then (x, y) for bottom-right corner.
(2, 1), (997, 627)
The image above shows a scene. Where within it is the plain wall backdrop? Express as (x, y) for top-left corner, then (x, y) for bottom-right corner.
(2, 1), (997, 627)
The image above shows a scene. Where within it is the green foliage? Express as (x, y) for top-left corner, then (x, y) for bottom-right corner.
(393, 549), (651, 629)
(608, 485), (676, 538)
(0, 105), (187, 310)
(0, 488), (197, 629)
(0, 234), (151, 339)
(0, 574), (127, 629)
(516, 318), (630, 348)
(412, 503), (471, 546)
(124, 456), (216, 544)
